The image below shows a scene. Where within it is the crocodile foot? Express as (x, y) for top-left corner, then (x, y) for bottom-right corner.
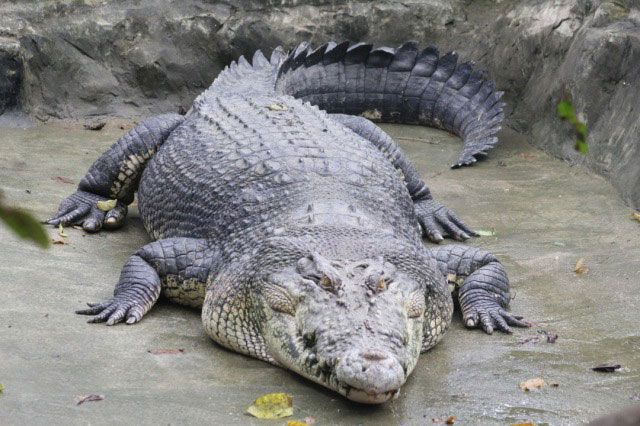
(414, 199), (478, 243)
(45, 190), (127, 232)
(462, 297), (530, 334)
(76, 294), (152, 326)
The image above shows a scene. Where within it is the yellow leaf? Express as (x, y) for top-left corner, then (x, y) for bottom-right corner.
(96, 199), (117, 212)
(246, 393), (293, 419)
(476, 229), (496, 237)
(58, 223), (68, 237)
(267, 103), (288, 111)
(0, 383), (4, 393)
(574, 258), (588, 275)
(287, 421), (308, 426)
(632, 212), (640, 222)
(519, 377), (545, 391)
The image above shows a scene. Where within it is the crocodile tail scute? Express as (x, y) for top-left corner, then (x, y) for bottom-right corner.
(275, 41), (505, 168)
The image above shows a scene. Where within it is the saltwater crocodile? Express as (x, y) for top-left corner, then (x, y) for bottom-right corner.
(47, 41), (527, 404)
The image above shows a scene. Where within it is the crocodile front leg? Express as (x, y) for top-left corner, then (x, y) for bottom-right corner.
(431, 245), (529, 334)
(77, 238), (218, 325)
(46, 114), (184, 232)
(329, 113), (477, 242)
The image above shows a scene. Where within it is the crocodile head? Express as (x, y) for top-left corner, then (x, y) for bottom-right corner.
(258, 252), (438, 404)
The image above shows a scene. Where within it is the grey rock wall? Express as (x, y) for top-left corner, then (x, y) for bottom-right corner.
(0, 0), (638, 207)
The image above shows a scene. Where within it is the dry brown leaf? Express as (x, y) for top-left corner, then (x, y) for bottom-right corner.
(52, 236), (68, 245)
(75, 394), (104, 405)
(148, 348), (185, 355)
(52, 176), (74, 185)
(432, 416), (456, 424)
(246, 393), (293, 419)
(592, 363), (621, 373)
(574, 258), (589, 274)
(519, 377), (545, 391)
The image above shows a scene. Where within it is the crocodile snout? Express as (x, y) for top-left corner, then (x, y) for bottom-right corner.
(335, 349), (405, 403)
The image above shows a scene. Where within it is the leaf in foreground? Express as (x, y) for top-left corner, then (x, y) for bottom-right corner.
(519, 377), (545, 391)
(96, 199), (117, 212)
(76, 394), (104, 405)
(246, 393), (293, 419)
(592, 364), (622, 373)
(0, 200), (50, 248)
(557, 100), (589, 155)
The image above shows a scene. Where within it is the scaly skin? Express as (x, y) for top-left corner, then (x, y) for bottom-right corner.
(48, 44), (527, 404)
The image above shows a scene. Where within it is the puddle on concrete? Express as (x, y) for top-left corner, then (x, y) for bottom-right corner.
(0, 120), (638, 424)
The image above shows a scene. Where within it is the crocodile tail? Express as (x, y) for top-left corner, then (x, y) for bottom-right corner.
(274, 41), (505, 168)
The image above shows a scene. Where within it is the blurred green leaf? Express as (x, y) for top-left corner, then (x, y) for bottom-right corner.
(0, 204), (50, 248)
(556, 101), (573, 119)
(557, 100), (589, 155)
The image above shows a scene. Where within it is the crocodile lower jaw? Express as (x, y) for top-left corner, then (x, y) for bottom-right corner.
(344, 387), (400, 404)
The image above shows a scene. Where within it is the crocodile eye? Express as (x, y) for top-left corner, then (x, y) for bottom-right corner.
(264, 283), (297, 316)
(406, 292), (426, 319)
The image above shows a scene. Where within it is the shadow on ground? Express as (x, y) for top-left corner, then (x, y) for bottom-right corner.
(0, 119), (638, 424)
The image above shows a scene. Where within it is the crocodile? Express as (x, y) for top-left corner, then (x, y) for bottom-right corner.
(46, 41), (526, 404)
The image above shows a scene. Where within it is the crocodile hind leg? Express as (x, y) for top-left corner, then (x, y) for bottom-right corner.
(329, 113), (477, 242)
(46, 114), (184, 232)
(431, 244), (529, 335)
(77, 238), (218, 325)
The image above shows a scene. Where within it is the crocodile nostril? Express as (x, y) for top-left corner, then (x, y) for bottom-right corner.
(361, 350), (388, 361)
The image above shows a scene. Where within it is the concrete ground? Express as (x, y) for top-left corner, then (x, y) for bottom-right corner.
(0, 117), (639, 425)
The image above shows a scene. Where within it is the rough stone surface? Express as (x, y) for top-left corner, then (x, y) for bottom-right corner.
(1, 120), (639, 424)
(0, 0), (638, 207)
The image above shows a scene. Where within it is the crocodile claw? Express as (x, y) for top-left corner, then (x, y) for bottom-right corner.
(46, 190), (127, 232)
(464, 302), (530, 335)
(414, 199), (478, 243)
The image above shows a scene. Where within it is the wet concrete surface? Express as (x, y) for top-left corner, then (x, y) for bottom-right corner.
(0, 119), (639, 425)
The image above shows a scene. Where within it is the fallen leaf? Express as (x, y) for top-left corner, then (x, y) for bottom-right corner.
(519, 377), (545, 391)
(519, 152), (538, 160)
(287, 421), (308, 426)
(517, 335), (541, 345)
(432, 416), (456, 424)
(148, 348), (185, 355)
(592, 363), (621, 373)
(84, 120), (106, 131)
(76, 394), (104, 405)
(52, 236), (68, 245)
(267, 103), (288, 111)
(52, 176), (74, 184)
(96, 199), (117, 212)
(632, 212), (640, 222)
(0, 383), (4, 393)
(574, 258), (588, 274)
(58, 223), (68, 237)
(246, 393), (293, 419)
(476, 229), (496, 237)
(542, 330), (558, 343)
